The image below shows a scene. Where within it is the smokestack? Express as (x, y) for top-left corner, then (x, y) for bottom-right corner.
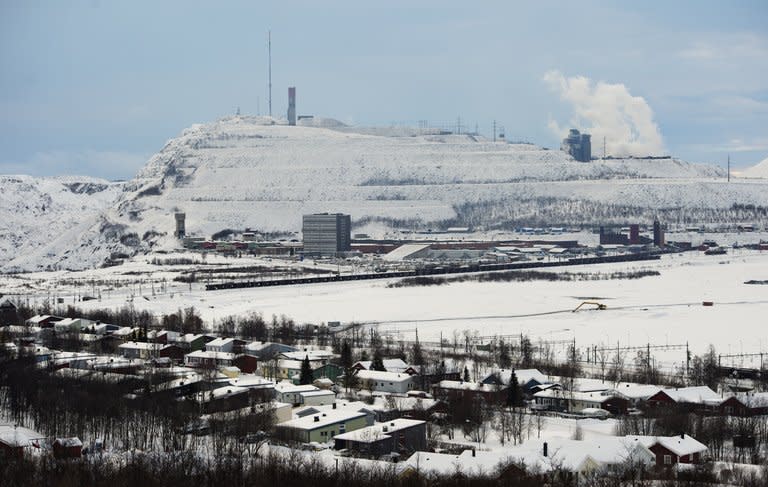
(288, 87), (296, 126)
(543, 442), (548, 457)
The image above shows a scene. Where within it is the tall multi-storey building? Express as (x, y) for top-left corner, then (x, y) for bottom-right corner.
(561, 129), (592, 162)
(302, 213), (351, 257)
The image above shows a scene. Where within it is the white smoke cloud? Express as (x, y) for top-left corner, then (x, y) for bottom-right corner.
(543, 70), (666, 157)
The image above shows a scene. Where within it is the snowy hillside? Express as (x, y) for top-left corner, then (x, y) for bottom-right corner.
(0, 175), (123, 271)
(3, 116), (768, 272)
(741, 156), (768, 179)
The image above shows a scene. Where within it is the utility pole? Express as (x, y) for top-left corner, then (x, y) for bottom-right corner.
(727, 154), (731, 183)
(603, 136), (607, 161)
(268, 30), (272, 117)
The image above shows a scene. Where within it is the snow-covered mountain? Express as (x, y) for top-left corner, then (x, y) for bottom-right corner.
(0, 175), (123, 271)
(741, 156), (768, 179)
(3, 116), (768, 272)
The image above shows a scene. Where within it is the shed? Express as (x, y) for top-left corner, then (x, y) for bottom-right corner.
(53, 437), (83, 459)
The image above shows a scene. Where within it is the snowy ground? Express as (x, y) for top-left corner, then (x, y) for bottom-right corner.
(3, 245), (767, 367)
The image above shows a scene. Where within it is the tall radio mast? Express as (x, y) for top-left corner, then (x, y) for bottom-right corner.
(268, 30), (272, 117)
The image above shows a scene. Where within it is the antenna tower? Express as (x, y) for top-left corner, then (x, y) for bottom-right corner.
(268, 30), (272, 117)
(603, 136), (607, 161)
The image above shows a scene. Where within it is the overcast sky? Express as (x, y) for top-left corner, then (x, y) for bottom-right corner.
(1, 1), (766, 180)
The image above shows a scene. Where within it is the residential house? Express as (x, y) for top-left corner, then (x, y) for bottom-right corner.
(118, 341), (160, 360)
(244, 341), (297, 361)
(404, 436), (654, 480)
(0, 424), (44, 460)
(174, 333), (209, 352)
(740, 392), (768, 415)
(353, 370), (417, 394)
(184, 350), (235, 369)
(533, 389), (629, 415)
(205, 337), (245, 354)
(280, 349), (335, 365)
(53, 317), (93, 334)
(353, 358), (411, 373)
(300, 390), (336, 406)
(262, 359), (303, 382)
(333, 418), (427, 458)
(52, 438), (83, 459)
(481, 368), (550, 393)
(275, 409), (369, 444)
(312, 363), (344, 382)
(0, 299), (18, 325)
(159, 344), (186, 362)
(645, 386), (747, 415)
(433, 380), (505, 405)
(232, 354), (259, 374)
(274, 383), (322, 406)
(25, 315), (65, 328)
(294, 401), (376, 427)
(626, 434), (708, 467)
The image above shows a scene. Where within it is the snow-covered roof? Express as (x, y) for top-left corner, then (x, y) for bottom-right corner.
(354, 370), (415, 382)
(628, 434), (708, 457)
(211, 385), (249, 399)
(436, 380), (500, 392)
(228, 375), (274, 389)
(275, 382), (319, 394)
(280, 350), (334, 361)
(0, 424), (44, 447)
(54, 437), (83, 447)
(382, 244), (431, 261)
(206, 337), (237, 348)
(293, 400), (371, 418)
(368, 395), (439, 412)
(354, 358), (410, 372)
(186, 350), (236, 360)
(739, 392), (768, 408)
(333, 419), (424, 443)
(118, 341), (160, 350)
(300, 390), (336, 398)
(25, 314), (63, 324)
(659, 386), (720, 404)
(482, 368), (548, 386)
(280, 409), (367, 430)
(534, 389), (620, 404)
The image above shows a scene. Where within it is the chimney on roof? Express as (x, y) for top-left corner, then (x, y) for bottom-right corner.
(332, 402), (337, 409)
(471, 448), (476, 457)
(314, 416), (320, 422)
(681, 433), (685, 439)
(543, 442), (548, 457)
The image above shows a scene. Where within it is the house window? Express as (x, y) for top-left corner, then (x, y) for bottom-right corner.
(725, 406), (733, 414)
(664, 455), (672, 465)
(339, 424), (346, 433)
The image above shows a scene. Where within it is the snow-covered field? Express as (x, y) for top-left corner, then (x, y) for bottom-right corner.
(4, 248), (766, 366)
